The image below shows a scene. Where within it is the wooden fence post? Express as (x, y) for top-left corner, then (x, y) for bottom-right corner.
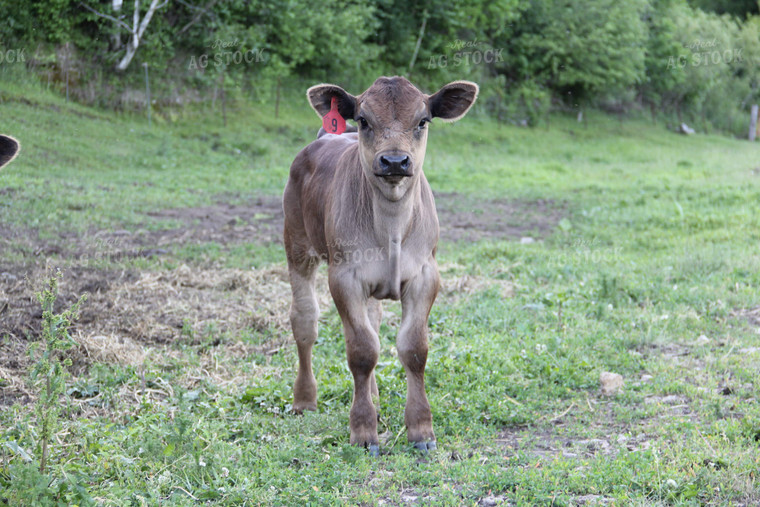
(749, 104), (758, 142)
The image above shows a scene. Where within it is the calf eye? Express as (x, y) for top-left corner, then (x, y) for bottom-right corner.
(417, 119), (429, 130)
(358, 117), (369, 129)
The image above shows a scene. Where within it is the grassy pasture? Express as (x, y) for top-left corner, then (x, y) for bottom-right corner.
(1, 79), (759, 505)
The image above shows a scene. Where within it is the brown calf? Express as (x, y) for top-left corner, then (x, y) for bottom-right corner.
(282, 76), (478, 454)
(0, 135), (20, 170)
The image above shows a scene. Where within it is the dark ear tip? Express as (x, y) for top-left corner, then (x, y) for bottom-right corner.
(450, 80), (479, 97)
(0, 135), (20, 169)
(0, 134), (19, 146)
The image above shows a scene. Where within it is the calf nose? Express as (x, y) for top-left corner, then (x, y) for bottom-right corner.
(378, 154), (411, 176)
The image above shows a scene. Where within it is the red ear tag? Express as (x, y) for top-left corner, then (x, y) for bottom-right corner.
(322, 96), (346, 135)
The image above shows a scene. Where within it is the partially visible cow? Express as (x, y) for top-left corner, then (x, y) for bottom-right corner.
(283, 76), (478, 454)
(0, 135), (20, 169)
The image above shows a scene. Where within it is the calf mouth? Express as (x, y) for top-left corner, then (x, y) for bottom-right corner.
(376, 174), (410, 185)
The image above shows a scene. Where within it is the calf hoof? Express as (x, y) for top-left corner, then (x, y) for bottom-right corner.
(367, 444), (380, 457)
(412, 440), (437, 453)
(292, 401), (317, 414)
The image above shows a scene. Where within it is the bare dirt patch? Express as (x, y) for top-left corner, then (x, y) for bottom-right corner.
(496, 395), (661, 463)
(137, 192), (563, 249)
(0, 194), (559, 405)
(498, 426), (624, 461)
(732, 306), (760, 329)
(435, 193), (564, 243)
(3, 193), (564, 268)
(144, 195), (284, 246)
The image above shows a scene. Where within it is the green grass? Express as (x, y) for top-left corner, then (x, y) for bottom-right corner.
(1, 76), (759, 505)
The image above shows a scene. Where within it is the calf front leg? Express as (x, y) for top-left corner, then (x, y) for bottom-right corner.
(330, 272), (380, 453)
(398, 262), (440, 450)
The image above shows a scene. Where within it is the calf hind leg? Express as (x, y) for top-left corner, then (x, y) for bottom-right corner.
(288, 258), (320, 413)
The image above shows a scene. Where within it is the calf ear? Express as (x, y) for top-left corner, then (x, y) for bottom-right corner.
(429, 81), (479, 122)
(0, 135), (20, 170)
(307, 84), (357, 121)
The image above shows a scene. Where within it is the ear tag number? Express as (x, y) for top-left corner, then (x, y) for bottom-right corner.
(322, 96), (346, 135)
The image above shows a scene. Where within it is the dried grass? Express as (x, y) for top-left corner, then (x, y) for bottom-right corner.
(72, 333), (145, 367)
(101, 263), (331, 342)
(2, 262), (513, 408)
(0, 366), (32, 399)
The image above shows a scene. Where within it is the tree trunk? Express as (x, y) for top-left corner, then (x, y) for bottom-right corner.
(111, 0), (123, 50)
(116, 39), (139, 71)
(407, 10), (428, 76)
(114, 0), (167, 71)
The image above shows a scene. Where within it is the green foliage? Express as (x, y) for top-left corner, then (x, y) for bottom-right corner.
(641, 0), (690, 112)
(373, 0), (524, 79)
(507, 79), (552, 126)
(0, 272), (91, 505)
(29, 271), (86, 473)
(505, 0), (648, 105)
(2, 0), (759, 136)
(1, 462), (93, 507)
(664, 2), (760, 133)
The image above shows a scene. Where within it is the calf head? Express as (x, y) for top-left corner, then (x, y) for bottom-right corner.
(307, 77), (478, 201)
(0, 135), (20, 170)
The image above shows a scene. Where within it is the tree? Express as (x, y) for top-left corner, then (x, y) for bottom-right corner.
(82, 0), (169, 71)
(508, 0), (648, 107)
(640, 0), (690, 120)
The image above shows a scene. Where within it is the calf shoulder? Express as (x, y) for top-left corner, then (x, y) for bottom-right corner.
(283, 134), (361, 259)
